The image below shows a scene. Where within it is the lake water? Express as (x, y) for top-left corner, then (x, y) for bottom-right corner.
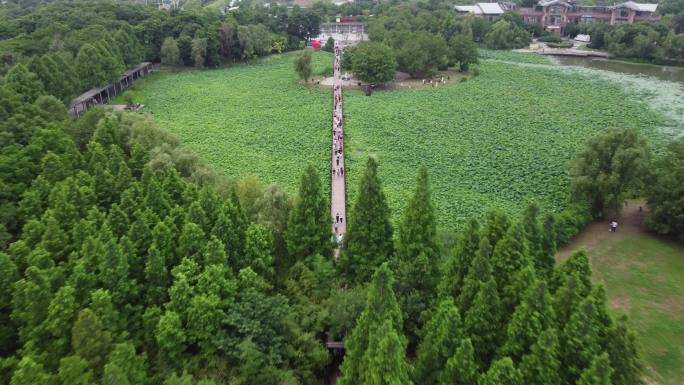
(552, 56), (684, 84)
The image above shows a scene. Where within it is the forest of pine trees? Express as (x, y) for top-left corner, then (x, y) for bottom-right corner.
(0, 2), (648, 384)
(0, 74), (645, 384)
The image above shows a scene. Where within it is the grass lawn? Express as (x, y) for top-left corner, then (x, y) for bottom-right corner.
(558, 204), (684, 385)
(343, 60), (666, 230)
(117, 51), (333, 192)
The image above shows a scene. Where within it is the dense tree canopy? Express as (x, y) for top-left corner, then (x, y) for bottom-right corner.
(571, 128), (650, 219)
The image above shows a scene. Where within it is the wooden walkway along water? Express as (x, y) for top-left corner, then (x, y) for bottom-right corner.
(331, 43), (346, 259)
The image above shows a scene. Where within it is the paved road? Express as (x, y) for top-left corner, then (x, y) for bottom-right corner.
(331, 43), (346, 256)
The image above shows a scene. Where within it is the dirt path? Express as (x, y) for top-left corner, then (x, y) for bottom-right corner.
(557, 201), (648, 262)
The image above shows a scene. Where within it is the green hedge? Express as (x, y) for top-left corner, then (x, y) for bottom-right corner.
(538, 35), (562, 43)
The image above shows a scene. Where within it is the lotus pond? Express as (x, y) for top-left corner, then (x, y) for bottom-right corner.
(124, 51), (671, 230)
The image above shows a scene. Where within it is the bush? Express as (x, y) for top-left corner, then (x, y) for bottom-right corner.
(546, 42), (573, 49)
(323, 37), (335, 53)
(122, 91), (135, 106)
(538, 34), (562, 43)
(471, 66), (480, 77)
(555, 203), (592, 246)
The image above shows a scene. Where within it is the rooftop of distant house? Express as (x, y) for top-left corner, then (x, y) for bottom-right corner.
(454, 2), (505, 15)
(455, 0), (658, 13)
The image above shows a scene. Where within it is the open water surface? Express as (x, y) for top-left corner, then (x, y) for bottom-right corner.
(553, 56), (684, 84)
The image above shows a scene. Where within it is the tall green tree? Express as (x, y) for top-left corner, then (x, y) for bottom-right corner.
(571, 128), (650, 219)
(463, 278), (500, 368)
(448, 34), (479, 71)
(3, 64), (44, 104)
(480, 357), (522, 385)
(645, 137), (684, 237)
(350, 42), (397, 84)
(456, 237), (492, 315)
(394, 167), (440, 340)
(10, 356), (53, 385)
(341, 158), (394, 284)
(560, 297), (601, 385)
(161, 37), (181, 66)
(71, 308), (112, 373)
(438, 338), (478, 385)
(413, 298), (462, 385)
(58, 355), (93, 385)
(294, 49), (313, 82)
(606, 316), (642, 385)
(76, 43), (109, 90)
(338, 263), (404, 385)
(501, 280), (555, 362)
(438, 218), (480, 300)
(362, 319), (413, 385)
(578, 353), (613, 385)
(114, 28), (144, 67)
(286, 165), (332, 267)
(519, 328), (562, 385)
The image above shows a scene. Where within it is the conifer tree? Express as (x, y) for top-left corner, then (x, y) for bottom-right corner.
(58, 355), (93, 385)
(0, 253), (18, 353)
(3, 64), (44, 104)
(28, 56), (59, 101)
(243, 223), (274, 280)
(396, 167), (437, 262)
(552, 250), (592, 295)
(519, 328), (562, 385)
(606, 316), (642, 385)
(114, 29), (144, 67)
(578, 353), (613, 385)
(362, 319), (412, 385)
(501, 280), (555, 362)
(286, 165), (332, 266)
(76, 43), (109, 88)
(209, 209), (237, 261)
(481, 209), (511, 248)
(43, 285), (77, 362)
(104, 342), (147, 385)
(438, 219), (480, 300)
(178, 222), (205, 261)
(156, 311), (187, 372)
(10, 356), (53, 385)
(71, 308), (112, 373)
(341, 158), (394, 283)
(339, 263), (404, 385)
(560, 297), (601, 384)
(438, 338), (478, 385)
(203, 235), (228, 267)
(456, 237), (492, 315)
(413, 298), (462, 385)
(522, 203), (546, 275)
(161, 37), (181, 66)
(539, 214), (557, 277)
(145, 245), (168, 306)
(553, 272), (584, 330)
(480, 357), (522, 385)
(463, 278), (501, 368)
(491, 222), (531, 294)
(394, 167), (440, 340)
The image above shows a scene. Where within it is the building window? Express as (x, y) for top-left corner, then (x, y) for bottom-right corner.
(620, 9), (629, 17)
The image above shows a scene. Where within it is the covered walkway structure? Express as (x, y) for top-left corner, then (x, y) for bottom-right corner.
(69, 62), (155, 118)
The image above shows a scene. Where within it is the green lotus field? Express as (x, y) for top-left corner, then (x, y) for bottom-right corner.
(123, 51), (668, 230)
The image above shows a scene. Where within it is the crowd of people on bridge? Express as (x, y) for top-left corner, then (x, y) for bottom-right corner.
(332, 44), (345, 237)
